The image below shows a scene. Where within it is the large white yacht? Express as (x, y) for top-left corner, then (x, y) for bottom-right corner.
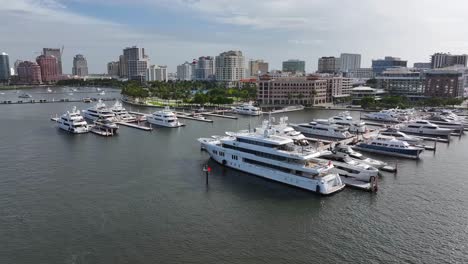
(353, 136), (424, 159)
(379, 128), (423, 145)
(332, 144), (388, 169)
(82, 100), (116, 121)
(57, 106), (90, 134)
(232, 102), (262, 116)
(256, 117), (306, 141)
(110, 101), (136, 122)
(316, 151), (379, 182)
(291, 121), (352, 139)
(198, 129), (345, 195)
(363, 110), (400, 122)
(329, 112), (368, 133)
(146, 107), (183, 127)
(399, 120), (453, 137)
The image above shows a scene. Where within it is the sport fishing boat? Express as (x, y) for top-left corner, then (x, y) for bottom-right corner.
(316, 151), (379, 182)
(110, 101), (136, 122)
(353, 135), (424, 159)
(57, 106), (90, 134)
(232, 102), (262, 116)
(82, 99), (116, 121)
(198, 129), (345, 195)
(332, 144), (388, 169)
(93, 117), (119, 133)
(329, 112), (368, 133)
(399, 120), (453, 137)
(18, 92), (32, 98)
(379, 127), (423, 145)
(291, 120), (353, 139)
(146, 107), (184, 127)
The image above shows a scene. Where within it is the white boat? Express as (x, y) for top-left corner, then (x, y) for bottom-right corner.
(399, 120), (453, 137)
(291, 121), (352, 139)
(18, 92), (32, 98)
(198, 129), (345, 195)
(363, 110), (400, 122)
(332, 144), (388, 169)
(232, 102), (262, 116)
(47, 88), (52, 93)
(353, 135), (424, 159)
(94, 117), (119, 133)
(379, 128), (423, 145)
(256, 117), (306, 141)
(146, 107), (184, 127)
(110, 101), (136, 122)
(98, 91), (106, 96)
(82, 99), (116, 121)
(330, 112), (368, 133)
(57, 106), (90, 134)
(316, 151), (379, 182)
(427, 114), (466, 130)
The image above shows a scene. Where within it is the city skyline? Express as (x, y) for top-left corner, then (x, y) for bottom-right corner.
(2, 0), (468, 73)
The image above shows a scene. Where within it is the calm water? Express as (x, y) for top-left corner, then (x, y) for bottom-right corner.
(0, 88), (467, 264)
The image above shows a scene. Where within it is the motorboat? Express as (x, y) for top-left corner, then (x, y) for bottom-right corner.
(426, 114), (466, 130)
(316, 151), (379, 182)
(18, 92), (32, 98)
(379, 127), (423, 145)
(82, 99), (116, 121)
(353, 135), (424, 159)
(57, 106), (90, 134)
(98, 91), (106, 96)
(146, 107), (183, 127)
(332, 144), (388, 169)
(198, 128), (345, 194)
(291, 120), (353, 139)
(399, 120), (453, 137)
(94, 117), (119, 133)
(83, 97), (92, 103)
(47, 87), (52, 93)
(255, 117), (306, 141)
(363, 110), (400, 122)
(110, 101), (136, 122)
(232, 102), (262, 116)
(328, 112), (368, 133)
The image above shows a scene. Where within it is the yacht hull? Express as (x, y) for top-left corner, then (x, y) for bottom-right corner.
(353, 144), (422, 159)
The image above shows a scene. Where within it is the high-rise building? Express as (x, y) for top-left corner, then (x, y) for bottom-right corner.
(194, 56), (215, 80)
(430, 53), (468, 69)
(0, 52), (10, 82)
(318, 57), (341, 74)
(123, 46), (148, 81)
(146, 65), (168, 82)
(36, 55), (58, 83)
(72, 54), (88, 77)
(43, 48), (62, 75)
(339, 53), (361, 72)
(424, 68), (466, 98)
(376, 68), (424, 99)
(215, 50), (245, 82)
(248, 59), (269, 77)
(177, 62), (193, 81)
(257, 76), (327, 105)
(107, 61), (120, 77)
(118, 55), (127, 78)
(17, 61), (42, 84)
(321, 76), (353, 101)
(14, 60), (23, 75)
(371, 56), (407, 75)
(413, 62), (431, 69)
(282, 59), (305, 74)
(344, 68), (375, 79)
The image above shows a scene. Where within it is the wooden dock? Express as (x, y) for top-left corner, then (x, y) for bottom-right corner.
(201, 112), (238, 119)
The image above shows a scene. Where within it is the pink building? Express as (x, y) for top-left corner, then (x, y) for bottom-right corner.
(36, 55), (58, 83)
(257, 75), (328, 106)
(17, 61), (42, 84)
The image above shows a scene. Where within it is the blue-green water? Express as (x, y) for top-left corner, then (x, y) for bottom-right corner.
(0, 88), (467, 263)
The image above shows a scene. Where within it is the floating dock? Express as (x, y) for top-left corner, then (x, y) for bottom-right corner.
(201, 112), (238, 119)
(175, 112), (214, 123)
(116, 121), (153, 131)
(341, 177), (378, 192)
(90, 128), (114, 136)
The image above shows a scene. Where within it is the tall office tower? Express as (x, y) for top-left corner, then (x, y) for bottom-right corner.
(72, 54), (88, 76)
(339, 53), (361, 72)
(43, 48), (62, 75)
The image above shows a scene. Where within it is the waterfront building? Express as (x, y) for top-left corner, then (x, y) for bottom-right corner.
(318, 57), (341, 74)
(424, 68), (465, 98)
(14, 60), (23, 75)
(43, 48), (62, 75)
(17, 61), (42, 84)
(413, 62), (431, 69)
(351, 86), (386, 104)
(107, 61), (119, 77)
(118, 55), (127, 78)
(146, 65), (168, 82)
(257, 76), (328, 106)
(339, 53), (361, 73)
(36, 55), (58, 83)
(72, 54), (88, 77)
(282, 59), (305, 74)
(194, 56), (215, 80)
(177, 62), (193, 81)
(372, 56), (407, 75)
(248, 59), (269, 77)
(322, 76), (353, 102)
(123, 46), (148, 81)
(345, 68), (375, 79)
(0, 52), (10, 82)
(215, 50), (245, 82)
(430, 53), (468, 69)
(376, 68), (424, 100)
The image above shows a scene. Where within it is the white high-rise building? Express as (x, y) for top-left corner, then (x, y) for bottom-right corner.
(177, 62), (193, 81)
(194, 56), (215, 80)
(146, 65), (168, 82)
(215, 50), (245, 82)
(340, 53), (361, 73)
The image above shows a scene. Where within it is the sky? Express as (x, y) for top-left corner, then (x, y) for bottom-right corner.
(2, 0), (468, 74)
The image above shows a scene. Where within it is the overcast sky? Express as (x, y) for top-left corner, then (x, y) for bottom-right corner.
(2, 0), (468, 74)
